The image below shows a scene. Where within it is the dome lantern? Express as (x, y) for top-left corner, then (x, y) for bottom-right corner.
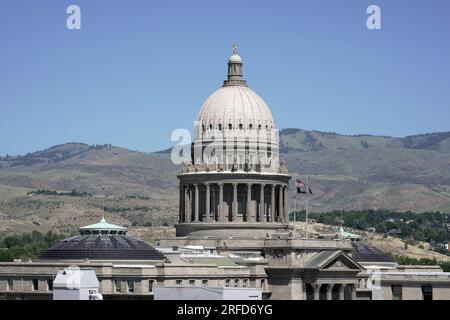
(223, 44), (247, 87)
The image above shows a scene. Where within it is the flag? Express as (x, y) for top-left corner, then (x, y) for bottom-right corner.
(296, 179), (313, 195)
(296, 179), (306, 193)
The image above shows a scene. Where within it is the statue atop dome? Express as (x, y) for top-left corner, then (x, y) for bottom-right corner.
(232, 43), (238, 55)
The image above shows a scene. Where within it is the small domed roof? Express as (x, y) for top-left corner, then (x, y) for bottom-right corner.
(229, 53), (242, 63)
(40, 217), (165, 261)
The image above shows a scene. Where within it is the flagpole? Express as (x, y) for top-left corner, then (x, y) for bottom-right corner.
(294, 174), (297, 223)
(305, 174), (309, 239)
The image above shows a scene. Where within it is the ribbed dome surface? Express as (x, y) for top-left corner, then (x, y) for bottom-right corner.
(40, 234), (166, 261)
(195, 86), (275, 139)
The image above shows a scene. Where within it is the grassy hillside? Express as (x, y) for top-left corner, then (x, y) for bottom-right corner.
(0, 129), (449, 237)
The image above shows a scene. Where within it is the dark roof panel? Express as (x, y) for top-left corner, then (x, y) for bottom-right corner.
(40, 234), (165, 261)
(351, 242), (393, 263)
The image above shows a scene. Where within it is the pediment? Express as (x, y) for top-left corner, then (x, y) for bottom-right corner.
(322, 255), (361, 271)
(320, 254), (361, 270)
(304, 250), (363, 271)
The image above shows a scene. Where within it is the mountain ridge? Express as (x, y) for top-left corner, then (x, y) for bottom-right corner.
(0, 128), (449, 237)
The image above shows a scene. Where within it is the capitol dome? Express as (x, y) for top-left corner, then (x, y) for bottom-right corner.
(194, 44), (276, 142)
(195, 85), (275, 138)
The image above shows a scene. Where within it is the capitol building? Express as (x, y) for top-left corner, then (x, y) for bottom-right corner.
(1, 46), (450, 300)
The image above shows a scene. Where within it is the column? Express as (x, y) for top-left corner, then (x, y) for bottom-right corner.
(179, 184), (184, 223)
(270, 184), (275, 222)
(187, 185), (192, 222)
(219, 183), (224, 222)
(326, 284), (332, 300)
(194, 184), (199, 222)
(232, 183), (238, 222)
(284, 186), (289, 223)
(205, 183), (210, 222)
(278, 185), (283, 223)
(259, 184), (265, 222)
(246, 183), (253, 222)
(313, 284), (320, 300)
(338, 285), (345, 300)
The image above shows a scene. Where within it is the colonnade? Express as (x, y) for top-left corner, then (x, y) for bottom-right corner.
(306, 283), (357, 300)
(179, 182), (289, 224)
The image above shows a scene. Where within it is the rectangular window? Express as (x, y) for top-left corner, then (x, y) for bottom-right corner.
(7, 279), (13, 292)
(114, 280), (121, 293)
(225, 279), (231, 287)
(47, 279), (53, 292)
(422, 285), (433, 300)
(202, 280), (208, 287)
(234, 279), (239, 287)
(176, 280), (182, 287)
(189, 279), (195, 287)
(243, 279), (248, 288)
(391, 285), (402, 300)
(32, 279), (39, 291)
(127, 280), (135, 293)
(149, 280), (155, 292)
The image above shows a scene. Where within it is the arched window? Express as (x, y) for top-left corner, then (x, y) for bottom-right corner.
(228, 123), (233, 130)
(218, 124), (222, 131)
(209, 124), (213, 130)
(258, 124), (262, 130)
(249, 124), (253, 130)
(239, 124), (243, 130)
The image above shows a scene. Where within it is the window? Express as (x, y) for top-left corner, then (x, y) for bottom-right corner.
(114, 280), (121, 293)
(149, 280), (155, 292)
(32, 279), (39, 291)
(176, 280), (182, 287)
(225, 279), (231, 287)
(391, 285), (402, 300)
(127, 280), (135, 293)
(249, 124), (253, 130)
(228, 123), (232, 130)
(189, 279), (195, 287)
(243, 279), (248, 288)
(218, 124), (222, 131)
(202, 280), (208, 287)
(239, 124), (243, 130)
(258, 124), (262, 130)
(422, 285), (433, 300)
(209, 124), (213, 130)
(47, 279), (53, 292)
(7, 279), (13, 292)
(234, 279), (239, 287)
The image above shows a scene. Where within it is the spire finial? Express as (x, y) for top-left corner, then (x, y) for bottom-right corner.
(232, 43), (238, 55)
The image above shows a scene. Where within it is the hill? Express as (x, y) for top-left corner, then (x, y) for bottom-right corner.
(0, 129), (449, 236)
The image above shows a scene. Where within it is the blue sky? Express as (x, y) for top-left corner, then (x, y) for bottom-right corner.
(1, 0), (449, 155)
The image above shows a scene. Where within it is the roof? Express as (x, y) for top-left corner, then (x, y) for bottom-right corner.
(304, 250), (363, 271)
(80, 218), (126, 231)
(196, 86), (275, 135)
(304, 250), (341, 268)
(351, 242), (394, 263)
(339, 227), (360, 239)
(40, 233), (165, 261)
